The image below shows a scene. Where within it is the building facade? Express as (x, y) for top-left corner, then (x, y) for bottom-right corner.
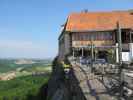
(58, 11), (133, 62)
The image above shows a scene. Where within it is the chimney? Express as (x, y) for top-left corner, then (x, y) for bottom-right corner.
(82, 9), (88, 13)
(128, 9), (133, 15)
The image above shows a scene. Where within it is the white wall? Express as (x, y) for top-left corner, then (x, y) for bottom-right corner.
(122, 52), (130, 62)
(116, 43), (132, 62)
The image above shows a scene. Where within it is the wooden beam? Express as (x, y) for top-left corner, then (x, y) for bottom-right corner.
(130, 31), (132, 43)
(82, 48), (84, 57)
(117, 22), (122, 64)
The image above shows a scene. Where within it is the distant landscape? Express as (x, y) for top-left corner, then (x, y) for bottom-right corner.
(0, 58), (52, 100)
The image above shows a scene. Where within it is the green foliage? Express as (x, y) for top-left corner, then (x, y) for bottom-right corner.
(0, 59), (52, 100)
(0, 75), (49, 100)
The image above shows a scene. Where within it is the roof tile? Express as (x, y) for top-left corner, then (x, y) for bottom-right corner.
(66, 11), (133, 31)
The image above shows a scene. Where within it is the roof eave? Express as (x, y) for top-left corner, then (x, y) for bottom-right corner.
(66, 28), (133, 33)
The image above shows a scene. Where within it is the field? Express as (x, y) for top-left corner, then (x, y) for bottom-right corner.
(0, 59), (52, 100)
(0, 59), (51, 73)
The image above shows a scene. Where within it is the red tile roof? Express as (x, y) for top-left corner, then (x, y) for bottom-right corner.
(66, 11), (133, 31)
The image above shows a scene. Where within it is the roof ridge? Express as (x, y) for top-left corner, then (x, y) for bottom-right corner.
(68, 10), (131, 16)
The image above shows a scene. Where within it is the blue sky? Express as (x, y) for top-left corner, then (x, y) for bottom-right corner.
(0, 0), (133, 58)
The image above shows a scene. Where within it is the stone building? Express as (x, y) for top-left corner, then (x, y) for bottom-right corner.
(58, 10), (133, 62)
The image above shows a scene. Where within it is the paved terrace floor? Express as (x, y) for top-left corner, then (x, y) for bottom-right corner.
(70, 61), (119, 100)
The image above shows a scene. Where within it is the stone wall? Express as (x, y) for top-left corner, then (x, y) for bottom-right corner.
(64, 33), (71, 55)
(46, 57), (86, 100)
(47, 57), (71, 100)
(58, 32), (71, 60)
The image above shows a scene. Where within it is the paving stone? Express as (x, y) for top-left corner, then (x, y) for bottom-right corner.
(70, 62), (118, 100)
